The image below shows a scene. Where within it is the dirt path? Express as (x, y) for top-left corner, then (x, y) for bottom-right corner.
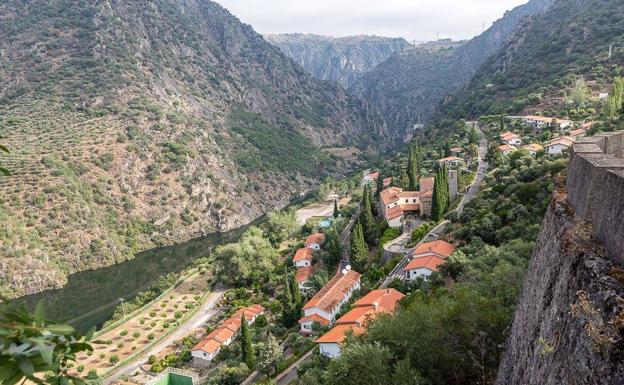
(295, 198), (350, 226)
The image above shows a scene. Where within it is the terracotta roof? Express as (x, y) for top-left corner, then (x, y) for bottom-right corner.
(419, 177), (434, 192)
(192, 338), (222, 354)
(305, 233), (325, 245)
(302, 270), (361, 313)
(523, 115), (571, 124)
(499, 144), (517, 152)
(380, 187), (402, 205)
(385, 205), (404, 220)
(569, 128), (587, 137)
(547, 136), (575, 147)
(438, 156), (463, 163)
(336, 305), (376, 325)
(298, 314), (330, 325)
(398, 191), (420, 198)
(500, 132), (519, 141)
(401, 204), (420, 212)
(295, 266), (315, 283)
(581, 121), (595, 129)
(404, 255), (447, 272)
(450, 146), (463, 153)
(522, 143), (543, 152)
(413, 240), (456, 258)
(382, 177), (393, 187)
(293, 248), (313, 262)
(354, 288), (405, 313)
(315, 324), (365, 344)
(206, 327), (236, 344)
(366, 171), (380, 180)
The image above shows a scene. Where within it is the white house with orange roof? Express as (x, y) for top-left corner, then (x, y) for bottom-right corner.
(295, 266), (315, 291)
(404, 240), (456, 281)
(499, 144), (517, 156)
(192, 305), (265, 362)
(500, 132), (522, 146)
(379, 177), (435, 228)
(305, 233), (325, 250)
(521, 143), (543, 157)
(545, 136), (575, 155)
(521, 115), (572, 129)
(316, 289), (405, 358)
(438, 156), (464, 168)
(568, 127), (588, 140)
(298, 268), (361, 334)
(363, 171), (380, 184)
(293, 248), (313, 268)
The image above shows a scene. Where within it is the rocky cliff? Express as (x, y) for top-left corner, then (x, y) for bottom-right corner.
(265, 34), (410, 88)
(495, 132), (624, 384)
(350, 0), (554, 136)
(0, 0), (386, 298)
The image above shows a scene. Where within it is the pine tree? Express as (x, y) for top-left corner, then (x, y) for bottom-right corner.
(333, 199), (339, 218)
(241, 314), (254, 369)
(324, 224), (343, 267)
(281, 275), (297, 327)
(407, 146), (419, 191)
(360, 186), (378, 246)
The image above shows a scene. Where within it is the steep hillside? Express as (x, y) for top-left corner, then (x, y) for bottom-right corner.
(0, 0), (385, 298)
(441, 0), (624, 119)
(350, 0), (554, 136)
(265, 34), (411, 88)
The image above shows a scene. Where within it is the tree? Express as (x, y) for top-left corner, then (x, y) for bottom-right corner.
(327, 342), (392, 385)
(570, 77), (589, 108)
(291, 273), (302, 308)
(0, 304), (94, 385)
(281, 275), (298, 328)
(499, 114), (505, 132)
(469, 125), (478, 145)
(360, 186), (378, 246)
(256, 334), (283, 375)
(350, 221), (368, 271)
(431, 167), (449, 221)
(375, 172), (384, 197)
(0, 144), (10, 176)
(333, 200), (340, 218)
(407, 146), (420, 191)
(323, 224), (343, 267)
(392, 359), (428, 385)
(240, 315), (254, 369)
(308, 270), (329, 292)
(263, 210), (298, 246)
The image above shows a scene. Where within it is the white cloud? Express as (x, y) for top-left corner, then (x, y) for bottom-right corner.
(214, 0), (530, 41)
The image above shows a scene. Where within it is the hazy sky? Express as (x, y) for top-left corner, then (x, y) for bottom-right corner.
(214, 0), (530, 42)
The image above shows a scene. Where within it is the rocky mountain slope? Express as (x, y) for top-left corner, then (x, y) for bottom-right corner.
(350, 0), (554, 136)
(265, 34), (411, 88)
(0, 0), (385, 298)
(440, 0), (624, 120)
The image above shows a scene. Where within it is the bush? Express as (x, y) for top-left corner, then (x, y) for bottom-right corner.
(147, 333), (155, 341)
(133, 332), (140, 339)
(109, 355), (119, 365)
(148, 355), (157, 364)
(120, 330), (128, 337)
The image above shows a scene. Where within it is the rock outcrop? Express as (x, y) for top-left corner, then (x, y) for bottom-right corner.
(495, 132), (624, 385)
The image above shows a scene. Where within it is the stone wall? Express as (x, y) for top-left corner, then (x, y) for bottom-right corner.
(567, 130), (624, 264)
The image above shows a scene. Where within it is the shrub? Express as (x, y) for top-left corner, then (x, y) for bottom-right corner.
(109, 355), (119, 365)
(99, 353), (106, 359)
(151, 321), (157, 327)
(133, 332), (140, 339)
(117, 343), (124, 349)
(120, 330), (128, 337)
(147, 333), (155, 341)
(140, 319), (146, 325)
(174, 311), (183, 319)
(148, 355), (157, 364)
(76, 365), (85, 373)
(149, 311), (156, 317)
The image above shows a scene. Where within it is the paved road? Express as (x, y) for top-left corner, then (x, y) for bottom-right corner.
(104, 288), (225, 384)
(380, 131), (489, 287)
(275, 350), (315, 385)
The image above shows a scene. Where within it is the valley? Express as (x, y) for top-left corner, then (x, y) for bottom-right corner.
(1, 1), (624, 385)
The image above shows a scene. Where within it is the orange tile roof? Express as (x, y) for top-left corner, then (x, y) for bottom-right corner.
(438, 156), (463, 163)
(569, 128), (587, 137)
(192, 338), (222, 354)
(366, 171), (380, 180)
(305, 233), (325, 245)
(398, 191), (420, 198)
(419, 177), (434, 192)
(522, 143), (543, 152)
(385, 205), (404, 220)
(500, 132), (519, 141)
(295, 266), (315, 283)
(315, 324), (365, 344)
(547, 136), (575, 147)
(380, 187), (402, 205)
(404, 255), (447, 272)
(335, 305), (375, 325)
(293, 248), (313, 262)
(413, 240), (456, 258)
(401, 204), (420, 212)
(302, 270), (361, 313)
(207, 327), (236, 344)
(298, 314), (330, 325)
(382, 177), (393, 187)
(354, 288), (405, 313)
(450, 146), (463, 153)
(499, 144), (517, 152)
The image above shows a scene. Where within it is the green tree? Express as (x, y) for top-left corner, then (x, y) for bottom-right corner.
(407, 146), (420, 191)
(308, 270), (329, 292)
(327, 342), (392, 385)
(431, 167), (449, 221)
(350, 221), (368, 271)
(281, 275), (298, 328)
(359, 186), (378, 246)
(0, 144), (10, 176)
(240, 315), (254, 369)
(499, 114), (505, 132)
(291, 273), (302, 308)
(0, 304), (94, 385)
(333, 200), (340, 218)
(323, 224), (343, 267)
(263, 210), (298, 246)
(375, 172), (384, 197)
(469, 125), (478, 145)
(256, 334), (283, 375)
(392, 359), (428, 385)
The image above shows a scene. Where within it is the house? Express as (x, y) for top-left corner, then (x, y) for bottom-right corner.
(316, 289), (405, 358)
(499, 144), (517, 156)
(379, 177), (435, 228)
(412, 240), (456, 260)
(568, 128), (588, 139)
(450, 146), (464, 154)
(404, 255), (447, 281)
(521, 115), (573, 129)
(438, 156), (464, 167)
(545, 136), (575, 155)
(293, 248), (313, 268)
(382, 177), (393, 187)
(363, 171), (380, 184)
(295, 266), (315, 291)
(299, 268), (361, 334)
(500, 132), (522, 146)
(191, 305), (265, 362)
(521, 143), (543, 157)
(305, 233), (325, 250)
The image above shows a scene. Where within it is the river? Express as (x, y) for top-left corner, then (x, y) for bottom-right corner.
(11, 225), (248, 333)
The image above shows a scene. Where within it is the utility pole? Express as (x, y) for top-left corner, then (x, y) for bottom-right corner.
(119, 297), (126, 318)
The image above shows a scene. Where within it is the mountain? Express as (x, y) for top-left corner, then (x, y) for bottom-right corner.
(265, 34), (411, 88)
(0, 0), (385, 298)
(350, 0), (555, 137)
(440, 0), (624, 119)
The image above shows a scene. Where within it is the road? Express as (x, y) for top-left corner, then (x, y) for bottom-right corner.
(380, 132), (489, 287)
(274, 350), (315, 385)
(104, 288), (225, 384)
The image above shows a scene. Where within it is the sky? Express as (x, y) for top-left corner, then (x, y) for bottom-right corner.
(214, 0), (530, 42)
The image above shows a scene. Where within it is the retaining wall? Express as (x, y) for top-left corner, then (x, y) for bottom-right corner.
(567, 130), (624, 264)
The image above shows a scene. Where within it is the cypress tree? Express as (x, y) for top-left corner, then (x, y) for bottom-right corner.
(333, 199), (339, 218)
(360, 186), (377, 246)
(324, 224), (343, 267)
(350, 221), (368, 271)
(241, 314), (254, 369)
(469, 125), (478, 145)
(499, 114), (505, 132)
(291, 273), (302, 308)
(407, 146), (419, 191)
(375, 172), (384, 197)
(367, 184), (377, 216)
(281, 276), (296, 327)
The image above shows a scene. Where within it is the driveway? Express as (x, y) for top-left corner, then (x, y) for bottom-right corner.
(104, 288), (225, 384)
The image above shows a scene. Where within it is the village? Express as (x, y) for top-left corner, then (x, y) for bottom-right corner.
(72, 108), (591, 385)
